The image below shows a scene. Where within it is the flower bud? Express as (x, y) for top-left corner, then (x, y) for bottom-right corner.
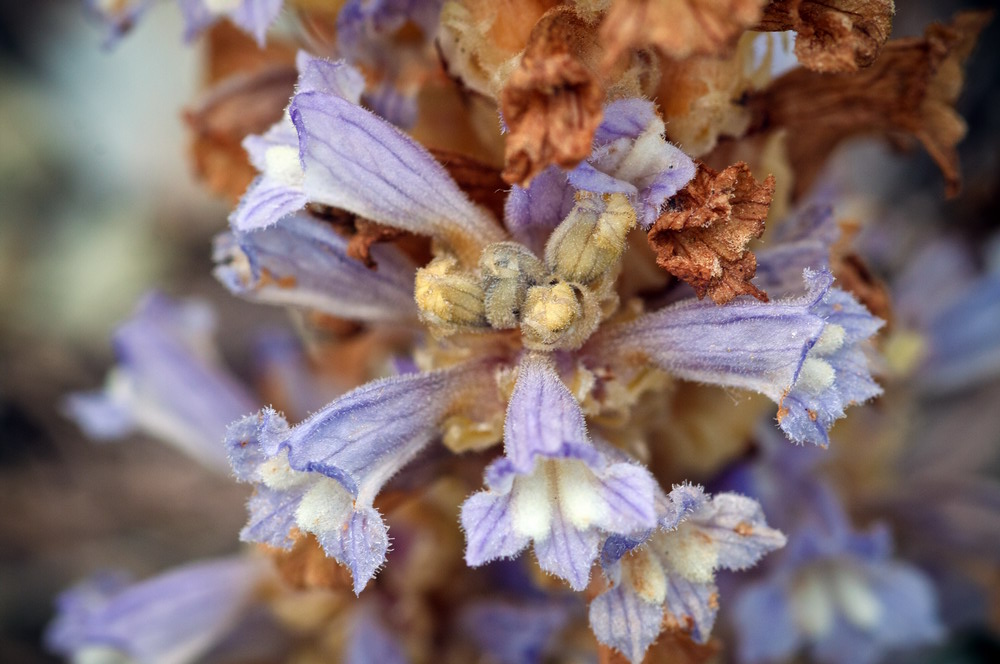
(415, 256), (487, 330)
(545, 193), (636, 284)
(479, 242), (547, 329)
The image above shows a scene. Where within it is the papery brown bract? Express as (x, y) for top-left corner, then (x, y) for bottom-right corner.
(501, 6), (605, 186)
(648, 162), (773, 304)
(756, 0), (895, 73)
(746, 10), (992, 199)
(185, 25), (297, 201)
(599, 0), (769, 69)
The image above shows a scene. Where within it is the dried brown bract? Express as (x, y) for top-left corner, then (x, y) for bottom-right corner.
(600, 0), (768, 69)
(597, 628), (720, 664)
(185, 24), (296, 201)
(747, 10), (992, 199)
(500, 7), (604, 186)
(834, 253), (893, 328)
(265, 530), (354, 591)
(185, 66), (297, 201)
(648, 162), (774, 304)
(756, 0), (895, 72)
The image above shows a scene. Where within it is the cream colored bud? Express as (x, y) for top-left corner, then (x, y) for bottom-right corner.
(414, 256), (487, 329)
(545, 193), (636, 284)
(520, 281), (583, 349)
(479, 242), (546, 329)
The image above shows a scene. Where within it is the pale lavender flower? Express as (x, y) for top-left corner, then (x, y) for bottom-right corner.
(213, 212), (419, 322)
(731, 493), (943, 664)
(227, 361), (500, 593)
(589, 486), (785, 662)
(46, 557), (272, 664)
(64, 293), (257, 474)
(460, 354), (658, 591)
(233, 53), (504, 265)
(565, 98), (696, 229)
(84, 0), (283, 46)
(587, 269), (883, 446)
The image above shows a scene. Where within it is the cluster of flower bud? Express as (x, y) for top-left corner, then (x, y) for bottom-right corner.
(415, 193), (636, 351)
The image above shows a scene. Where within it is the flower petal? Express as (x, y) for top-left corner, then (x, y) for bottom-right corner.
(664, 574), (718, 643)
(589, 583), (665, 664)
(290, 91), (505, 263)
(461, 489), (531, 567)
(213, 213), (418, 322)
(46, 558), (268, 664)
(229, 175), (307, 233)
(503, 354), (591, 472)
(687, 493), (787, 571)
(533, 507), (600, 591)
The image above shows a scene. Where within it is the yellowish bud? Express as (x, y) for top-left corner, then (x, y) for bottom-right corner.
(545, 193), (636, 284)
(414, 256), (487, 329)
(520, 281), (583, 349)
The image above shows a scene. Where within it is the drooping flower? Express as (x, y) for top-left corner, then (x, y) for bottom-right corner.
(232, 52), (505, 266)
(589, 485), (786, 662)
(228, 361), (500, 593)
(213, 212), (419, 322)
(46, 557), (273, 664)
(461, 353), (658, 591)
(64, 293), (257, 474)
(586, 269), (883, 446)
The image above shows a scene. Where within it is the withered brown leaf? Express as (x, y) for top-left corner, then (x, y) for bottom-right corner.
(746, 10), (991, 199)
(756, 0), (895, 73)
(500, 7), (604, 186)
(600, 0), (768, 68)
(649, 162), (774, 304)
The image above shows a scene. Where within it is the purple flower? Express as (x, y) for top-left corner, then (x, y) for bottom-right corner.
(566, 98), (696, 229)
(64, 293), (257, 474)
(46, 557), (271, 664)
(461, 354), (658, 591)
(177, 0), (284, 46)
(228, 361), (499, 593)
(234, 52), (505, 265)
(731, 502), (943, 664)
(213, 213), (419, 322)
(589, 486), (785, 662)
(587, 270), (883, 446)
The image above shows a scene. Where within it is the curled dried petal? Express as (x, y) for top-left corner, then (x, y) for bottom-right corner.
(756, 0), (895, 73)
(746, 10), (992, 199)
(648, 162), (773, 304)
(501, 7), (605, 186)
(600, 0), (769, 69)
